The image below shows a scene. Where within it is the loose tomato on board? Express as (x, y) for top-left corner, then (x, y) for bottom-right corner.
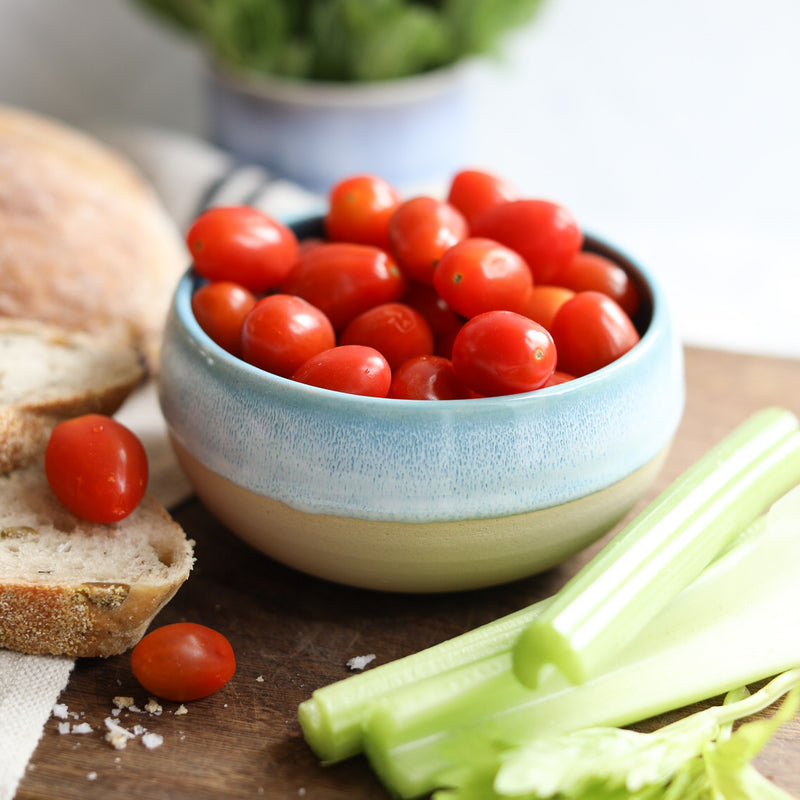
(446, 168), (518, 227)
(131, 623), (236, 702)
(432, 238), (533, 318)
(292, 345), (392, 397)
(339, 302), (434, 371)
(559, 251), (641, 318)
(388, 355), (471, 400)
(324, 173), (401, 249)
(241, 294), (336, 378)
(550, 290), (640, 377)
(45, 414), (148, 524)
(186, 206), (299, 293)
(282, 242), (406, 331)
(451, 311), (557, 397)
(387, 196), (468, 284)
(471, 199), (583, 285)
(191, 280), (257, 357)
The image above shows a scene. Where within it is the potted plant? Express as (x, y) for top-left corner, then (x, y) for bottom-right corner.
(131, 0), (546, 190)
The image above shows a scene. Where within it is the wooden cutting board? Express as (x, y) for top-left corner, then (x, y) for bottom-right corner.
(16, 346), (800, 800)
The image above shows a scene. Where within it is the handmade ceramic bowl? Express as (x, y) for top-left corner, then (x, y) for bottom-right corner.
(159, 218), (685, 593)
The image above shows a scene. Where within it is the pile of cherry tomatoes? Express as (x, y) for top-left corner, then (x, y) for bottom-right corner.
(187, 170), (642, 400)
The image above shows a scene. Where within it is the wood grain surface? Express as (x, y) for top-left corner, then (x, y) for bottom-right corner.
(15, 346), (800, 800)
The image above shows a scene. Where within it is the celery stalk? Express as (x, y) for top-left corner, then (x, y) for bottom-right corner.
(298, 602), (549, 762)
(298, 409), (800, 766)
(361, 485), (800, 798)
(513, 407), (800, 688)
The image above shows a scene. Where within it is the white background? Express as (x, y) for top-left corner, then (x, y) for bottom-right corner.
(1, 0), (798, 358)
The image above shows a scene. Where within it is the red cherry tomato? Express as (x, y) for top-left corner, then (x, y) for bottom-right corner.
(388, 355), (471, 400)
(446, 168), (518, 227)
(240, 294), (336, 378)
(550, 290), (640, 377)
(387, 196), (468, 284)
(130, 623), (235, 702)
(471, 199), (583, 285)
(559, 251), (641, 318)
(432, 238), (534, 318)
(544, 370), (575, 387)
(451, 311), (557, 397)
(45, 414), (148, 523)
(282, 242), (406, 331)
(402, 281), (464, 341)
(339, 302), (434, 371)
(520, 284), (575, 331)
(191, 280), (257, 357)
(292, 345), (392, 397)
(324, 173), (401, 249)
(186, 206), (299, 293)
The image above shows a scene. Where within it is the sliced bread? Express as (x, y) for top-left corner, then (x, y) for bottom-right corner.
(0, 318), (145, 475)
(0, 462), (194, 657)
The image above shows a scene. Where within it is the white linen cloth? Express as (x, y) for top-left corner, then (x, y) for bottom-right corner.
(0, 128), (321, 800)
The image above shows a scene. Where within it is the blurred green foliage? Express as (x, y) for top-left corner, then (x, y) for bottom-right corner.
(132, 0), (545, 81)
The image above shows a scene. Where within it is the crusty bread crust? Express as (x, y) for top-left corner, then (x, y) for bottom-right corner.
(0, 105), (188, 372)
(0, 318), (145, 474)
(0, 463), (194, 657)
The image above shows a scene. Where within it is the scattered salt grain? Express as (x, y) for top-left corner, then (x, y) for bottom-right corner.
(87, 772), (97, 781)
(256, 675), (265, 683)
(52, 703), (69, 719)
(346, 654), (376, 671)
(71, 722), (93, 735)
(174, 704), (188, 716)
(141, 732), (164, 750)
(113, 696), (135, 710)
(57, 722), (71, 735)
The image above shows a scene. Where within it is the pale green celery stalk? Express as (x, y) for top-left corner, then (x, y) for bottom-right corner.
(361, 484), (800, 798)
(513, 407), (800, 689)
(298, 408), (800, 764)
(298, 601), (549, 762)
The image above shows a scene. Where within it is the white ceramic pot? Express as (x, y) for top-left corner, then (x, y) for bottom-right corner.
(206, 63), (472, 192)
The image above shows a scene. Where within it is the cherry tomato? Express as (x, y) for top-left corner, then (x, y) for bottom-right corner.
(292, 345), (392, 397)
(432, 238), (534, 318)
(451, 311), (556, 396)
(186, 206), (299, 293)
(520, 285), (575, 331)
(191, 280), (257, 357)
(282, 242), (405, 331)
(339, 302), (434, 371)
(559, 251), (641, 318)
(471, 199), (583, 285)
(550, 290), (640, 377)
(543, 370), (575, 387)
(402, 281), (464, 341)
(45, 414), (148, 523)
(130, 623), (235, 702)
(324, 173), (401, 249)
(387, 196), (468, 284)
(446, 168), (518, 227)
(388, 355), (471, 400)
(241, 294), (335, 378)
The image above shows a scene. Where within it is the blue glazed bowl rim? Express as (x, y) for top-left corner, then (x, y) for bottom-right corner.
(171, 227), (670, 421)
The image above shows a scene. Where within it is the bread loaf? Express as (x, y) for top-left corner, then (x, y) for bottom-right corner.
(0, 105), (188, 372)
(0, 462), (194, 657)
(0, 318), (145, 475)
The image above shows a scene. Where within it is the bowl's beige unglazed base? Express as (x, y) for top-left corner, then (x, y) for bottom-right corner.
(172, 439), (670, 593)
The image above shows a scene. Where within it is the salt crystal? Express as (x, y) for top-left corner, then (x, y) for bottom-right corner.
(346, 654), (376, 671)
